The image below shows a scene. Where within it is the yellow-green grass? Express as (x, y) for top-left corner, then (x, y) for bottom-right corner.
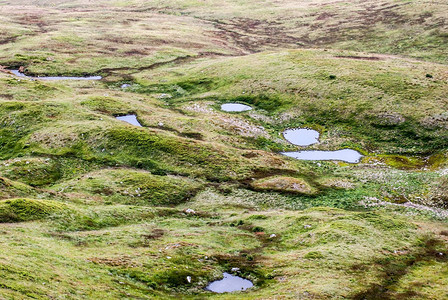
(0, 198), (66, 222)
(134, 49), (448, 154)
(0, 1), (447, 298)
(50, 168), (202, 206)
(1, 0), (446, 66)
(0, 203), (446, 298)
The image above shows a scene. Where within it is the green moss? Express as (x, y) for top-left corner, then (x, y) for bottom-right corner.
(0, 177), (35, 199)
(49, 205), (159, 231)
(0, 198), (66, 223)
(0, 158), (62, 186)
(52, 169), (202, 206)
(81, 96), (130, 114)
(304, 251), (324, 259)
(353, 212), (413, 231)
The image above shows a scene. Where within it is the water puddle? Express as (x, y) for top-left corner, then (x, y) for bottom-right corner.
(221, 103), (252, 112)
(10, 70), (102, 80)
(206, 272), (253, 293)
(281, 149), (363, 163)
(283, 128), (319, 146)
(116, 114), (142, 127)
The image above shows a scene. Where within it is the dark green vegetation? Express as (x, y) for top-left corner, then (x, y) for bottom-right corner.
(0, 0), (447, 299)
(0, 198), (66, 223)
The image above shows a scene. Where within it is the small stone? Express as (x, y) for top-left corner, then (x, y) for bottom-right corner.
(158, 93), (172, 99)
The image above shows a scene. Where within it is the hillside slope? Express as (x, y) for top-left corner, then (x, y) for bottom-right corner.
(0, 0), (447, 299)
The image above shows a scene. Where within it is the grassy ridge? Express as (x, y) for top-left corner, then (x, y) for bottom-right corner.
(134, 49), (448, 154)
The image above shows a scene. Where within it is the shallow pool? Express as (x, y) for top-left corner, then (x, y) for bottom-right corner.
(283, 128), (319, 146)
(221, 103), (252, 112)
(10, 70), (102, 81)
(206, 272), (253, 293)
(281, 149), (363, 163)
(116, 115), (142, 127)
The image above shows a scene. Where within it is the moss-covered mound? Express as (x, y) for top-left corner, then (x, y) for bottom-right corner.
(0, 177), (35, 199)
(51, 168), (203, 206)
(251, 176), (316, 194)
(0, 198), (67, 223)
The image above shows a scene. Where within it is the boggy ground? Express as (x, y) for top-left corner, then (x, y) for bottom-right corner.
(0, 0), (447, 299)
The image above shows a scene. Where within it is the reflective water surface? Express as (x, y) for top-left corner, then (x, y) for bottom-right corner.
(206, 272), (253, 293)
(10, 70), (102, 80)
(281, 149), (363, 163)
(221, 103), (252, 112)
(116, 115), (142, 127)
(283, 128), (319, 146)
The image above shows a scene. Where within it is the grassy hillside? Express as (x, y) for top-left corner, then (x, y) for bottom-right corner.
(0, 0), (447, 299)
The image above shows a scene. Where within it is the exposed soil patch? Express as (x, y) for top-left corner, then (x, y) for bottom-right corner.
(210, 18), (302, 53)
(142, 228), (165, 241)
(203, 1), (429, 53)
(15, 14), (49, 33)
(88, 255), (140, 267)
(0, 36), (18, 45)
(335, 55), (382, 61)
(100, 51), (233, 79)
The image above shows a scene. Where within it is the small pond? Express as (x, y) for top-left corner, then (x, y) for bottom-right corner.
(10, 70), (102, 81)
(221, 103), (252, 112)
(116, 115), (142, 127)
(281, 149), (363, 163)
(206, 272), (253, 293)
(283, 128), (319, 146)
